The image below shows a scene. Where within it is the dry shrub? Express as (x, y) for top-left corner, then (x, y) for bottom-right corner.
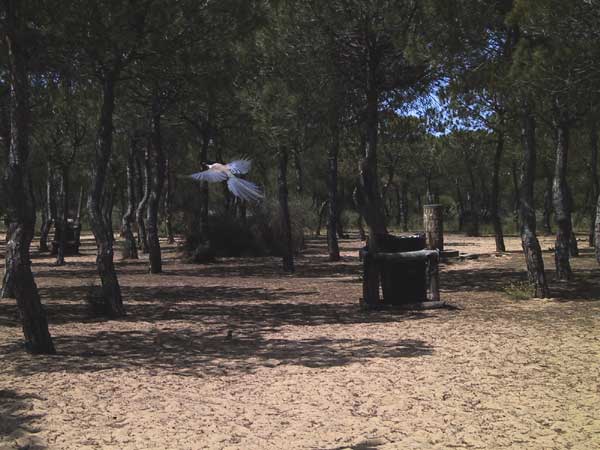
(183, 199), (307, 261)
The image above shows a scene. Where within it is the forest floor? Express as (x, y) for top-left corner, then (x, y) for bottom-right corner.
(1, 232), (599, 450)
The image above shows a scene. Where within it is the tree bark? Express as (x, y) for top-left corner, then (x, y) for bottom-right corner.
(76, 186), (84, 222)
(146, 94), (165, 274)
(3, 0), (55, 352)
(491, 132), (506, 252)
(55, 166), (68, 266)
(293, 141), (303, 194)
(39, 161), (54, 253)
(519, 104), (549, 297)
(197, 106), (213, 244)
(358, 74), (387, 251)
(135, 144), (150, 253)
(278, 147), (294, 273)
(121, 133), (138, 259)
(589, 122), (599, 247)
(88, 70), (125, 317)
(466, 167), (480, 237)
(553, 119), (573, 280)
(164, 154), (175, 244)
(315, 200), (326, 236)
(400, 182), (409, 231)
(455, 178), (464, 232)
(326, 113), (340, 261)
(542, 171), (553, 235)
(595, 190), (600, 264)
(511, 160), (520, 233)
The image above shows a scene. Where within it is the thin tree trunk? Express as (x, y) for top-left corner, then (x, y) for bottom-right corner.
(278, 147), (294, 273)
(164, 155), (174, 244)
(401, 182), (409, 232)
(595, 190), (600, 264)
(466, 167), (480, 237)
(293, 141), (303, 194)
(455, 178), (464, 232)
(198, 107), (213, 244)
(39, 161), (54, 253)
(358, 79), (387, 253)
(146, 94), (165, 274)
(136, 144), (150, 253)
(88, 70), (124, 317)
(519, 104), (549, 297)
(315, 200), (326, 237)
(589, 122), (598, 247)
(3, 0), (55, 352)
(121, 134), (138, 259)
(567, 187), (578, 257)
(511, 160), (520, 233)
(76, 186), (84, 222)
(542, 171), (553, 235)
(55, 166), (68, 265)
(491, 132), (506, 252)
(553, 118), (573, 280)
(358, 74), (385, 307)
(103, 187), (114, 243)
(326, 114), (340, 261)
(336, 206), (346, 239)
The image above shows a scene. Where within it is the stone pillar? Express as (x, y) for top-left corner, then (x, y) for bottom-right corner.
(423, 204), (444, 251)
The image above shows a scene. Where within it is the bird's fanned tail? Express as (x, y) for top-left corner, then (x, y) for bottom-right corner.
(227, 177), (263, 203)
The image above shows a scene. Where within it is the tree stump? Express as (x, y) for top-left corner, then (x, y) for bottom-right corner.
(423, 204), (444, 251)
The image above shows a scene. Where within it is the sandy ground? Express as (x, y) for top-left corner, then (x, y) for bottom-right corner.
(1, 232), (599, 450)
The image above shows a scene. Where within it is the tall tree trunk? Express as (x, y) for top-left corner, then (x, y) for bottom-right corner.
(336, 205), (346, 239)
(164, 155), (175, 244)
(76, 186), (84, 222)
(88, 71), (124, 317)
(197, 105), (213, 244)
(553, 119), (573, 280)
(358, 80), (387, 252)
(326, 113), (340, 261)
(55, 166), (68, 265)
(39, 161), (54, 253)
(352, 186), (367, 240)
(491, 132), (506, 252)
(3, 0), (55, 352)
(519, 104), (549, 297)
(293, 141), (303, 194)
(567, 187), (578, 257)
(103, 186), (114, 243)
(595, 190), (600, 264)
(400, 182), (409, 232)
(121, 134), (138, 259)
(146, 95), (165, 274)
(455, 178), (464, 232)
(278, 147), (294, 273)
(466, 167), (480, 237)
(511, 160), (521, 234)
(589, 122), (598, 247)
(315, 200), (326, 236)
(136, 145), (150, 253)
(542, 171), (553, 235)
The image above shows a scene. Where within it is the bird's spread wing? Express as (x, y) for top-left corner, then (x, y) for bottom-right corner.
(227, 159), (252, 175)
(227, 177), (263, 202)
(189, 168), (228, 183)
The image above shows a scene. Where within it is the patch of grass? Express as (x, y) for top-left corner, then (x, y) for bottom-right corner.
(503, 280), (534, 300)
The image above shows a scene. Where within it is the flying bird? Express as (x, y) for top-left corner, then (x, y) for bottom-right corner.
(190, 159), (263, 203)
